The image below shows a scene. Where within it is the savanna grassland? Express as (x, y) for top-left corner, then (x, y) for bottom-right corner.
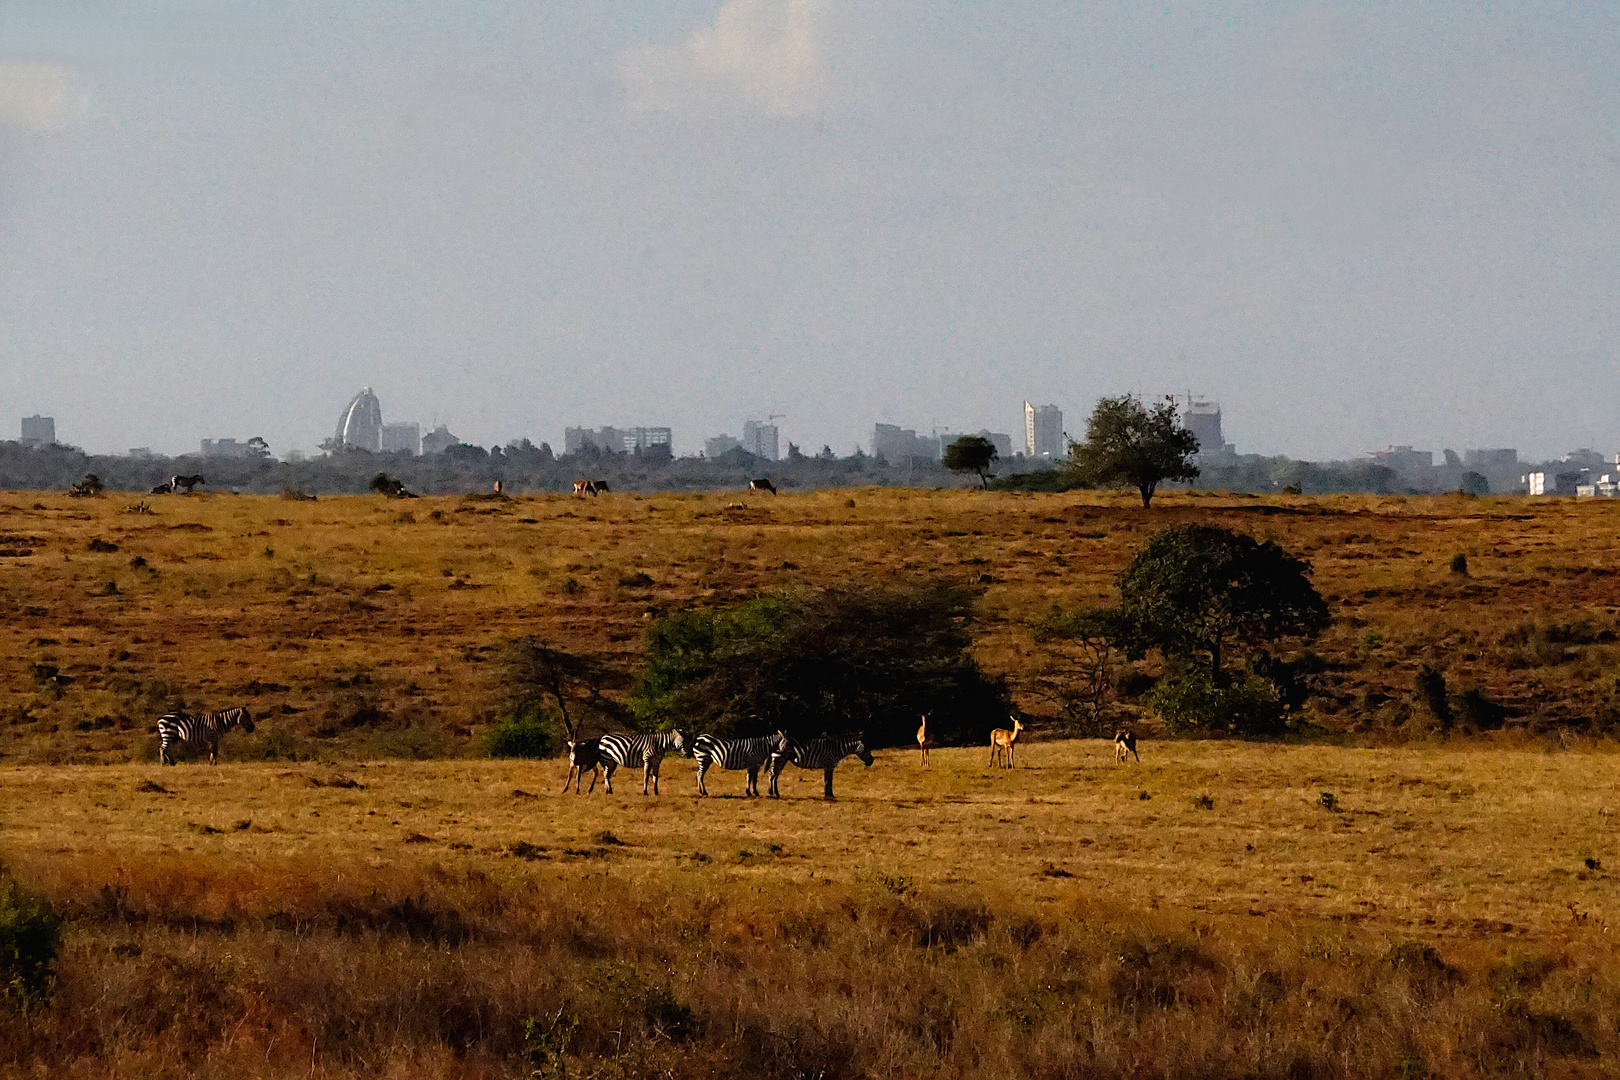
(6, 488), (1620, 1078)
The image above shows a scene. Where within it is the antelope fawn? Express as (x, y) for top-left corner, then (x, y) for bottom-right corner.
(989, 716), (1024, 768)
(1114, 728), (1139, 764)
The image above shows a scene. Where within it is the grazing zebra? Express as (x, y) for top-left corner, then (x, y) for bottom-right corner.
(768, 732), (873, 800)
(563, 737), (603, 794)
(170, 474), (205, 493)
(691, 731), (788, 797)
(598, 730), (688, 795)
(156, 706), (254, 765)
(748, 478), (777, 495)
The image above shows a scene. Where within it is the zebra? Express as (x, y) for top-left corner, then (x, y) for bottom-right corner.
(690, 731), (788, 797)
(768, 732), (873, 800)
(563, 738), (603, 794)
(156, 706), (254, 765)
(598, 730), (688, 795)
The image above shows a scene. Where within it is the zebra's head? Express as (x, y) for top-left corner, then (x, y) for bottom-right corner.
(669, 728), (690, 756)
(236, 707), (255, 733)
(852, 734), (873, 767)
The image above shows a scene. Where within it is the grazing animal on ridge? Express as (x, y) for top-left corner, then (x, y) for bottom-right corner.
(916, 714), (934, 765)
(563, 738), (603, 794)
(598, 730), (688, 795)
(156, 706), (254, 765)
(768, 733), (873, 800)
(1114, 729), (1139, 764)
(691, 731), (788, 797)
(170, 474), (205, 493)
(989, 716), (1025, 769)
(591, 480), (610, 494)
(572, 480), (596, 497)
(748, 478), (777, 495)
(150, 482), (173, 494)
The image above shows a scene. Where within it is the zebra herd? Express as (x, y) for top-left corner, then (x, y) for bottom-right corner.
(153, 708), (873, 801)
(565, 730), (873, 800)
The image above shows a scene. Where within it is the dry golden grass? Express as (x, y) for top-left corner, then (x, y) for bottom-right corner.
(5, 741), (1620, 1077)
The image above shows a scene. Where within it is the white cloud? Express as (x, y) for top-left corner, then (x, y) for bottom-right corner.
(617, 0), (833, 117)
(0, 63), (87, 131)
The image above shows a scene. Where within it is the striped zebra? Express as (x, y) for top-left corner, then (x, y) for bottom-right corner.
(562, 738), (603, 794)
(156, 706), (254, 765)
(691, 731), (788, 797)
(598, 730), (688, 795)
(767, 732), (873, 801)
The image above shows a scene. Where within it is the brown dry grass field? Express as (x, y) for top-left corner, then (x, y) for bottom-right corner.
(6, 488), (1620, 1078)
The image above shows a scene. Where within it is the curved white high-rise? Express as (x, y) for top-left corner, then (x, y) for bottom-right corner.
(335, 387), (383, 451)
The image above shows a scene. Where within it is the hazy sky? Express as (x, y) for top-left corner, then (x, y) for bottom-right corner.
(1, 2), (1615, 460)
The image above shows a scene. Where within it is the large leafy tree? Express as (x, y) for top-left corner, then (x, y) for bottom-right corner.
(942, 435), (998, 489)
(631, 584), (1009, 747)
(1116, 524), (1331, 683)
(1070, 395), (1200, 507)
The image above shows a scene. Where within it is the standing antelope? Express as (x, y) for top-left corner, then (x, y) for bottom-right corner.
(748, 478), (777, 494)
(989, 716), (1025, 769)
(1114, 729), (1139, 764)
(563, 737), (603, 793)
(572, 480), (595, 496)
(916, 714), (934, 765)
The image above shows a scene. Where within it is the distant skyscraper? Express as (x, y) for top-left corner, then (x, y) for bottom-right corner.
(20, 415), (54, 446)
(1184, 399), (1225, 455)
(742, 420), (779, 461)
(872, 423), (940, 463)
(381, 422), (420, 455)
(1024, 402), (1063, 458)
(335, 388), (383, 451)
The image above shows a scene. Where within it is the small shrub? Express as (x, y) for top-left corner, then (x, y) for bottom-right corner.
(0, 870), (64, 1007)
(1193, 793), (1214, 810)
(1319, 792), (1338, 812)
(481, 704), (561, 759)
(1450, 553), (1468, 575)
(1453, 685), (1507, 732)
(1414, 664), (1451, 731)
(1147, 672), (1283, 736)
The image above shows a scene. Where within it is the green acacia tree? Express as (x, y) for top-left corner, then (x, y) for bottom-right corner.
(1116, 523), (1331, 684)
(1070, 395), (1200, 507)
(942, 435), (998, 489)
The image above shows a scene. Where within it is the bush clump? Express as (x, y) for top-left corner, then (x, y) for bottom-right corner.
(482, 704), (561, 759)
(1146, 671), (1283, 736)
(0, 870), (63, 1008)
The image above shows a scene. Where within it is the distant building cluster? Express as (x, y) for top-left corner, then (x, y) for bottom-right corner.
(564, 425), (673, 458)
(200, 438), (256, 459)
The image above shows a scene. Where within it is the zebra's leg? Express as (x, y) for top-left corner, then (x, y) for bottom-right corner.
(586, 765), (598, 794)
(745, 765), (758, 797)
(209, 739), (219, 766)
(767, 757), (784, 798)
(823, 766), (836, 801)
(563, 765), (577, 794)
(603, 761), (617, 794)
(697, 760), (709, 797)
